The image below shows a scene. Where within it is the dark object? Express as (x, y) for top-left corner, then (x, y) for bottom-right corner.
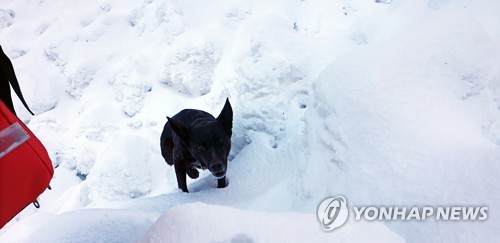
(0, 101), (54, 229)
(33, 200), (40, 208)
(160, 98), (233, 192)
(0, 45), (34, 115)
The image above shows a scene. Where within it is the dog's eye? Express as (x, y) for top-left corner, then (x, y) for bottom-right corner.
(215, 139), (223, 145)
(198, 145), (206, 150)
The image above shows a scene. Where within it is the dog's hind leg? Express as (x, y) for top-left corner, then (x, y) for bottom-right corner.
(174, 161), (189, 192)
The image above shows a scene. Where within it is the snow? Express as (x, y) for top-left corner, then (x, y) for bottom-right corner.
(140, 202), (404, 243)
(1, 0), (500, 242)
(85, 135), (159, 201)
(1, 209), (157, 243)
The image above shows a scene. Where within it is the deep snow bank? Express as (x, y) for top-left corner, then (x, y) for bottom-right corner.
(306, 2), (500, 242)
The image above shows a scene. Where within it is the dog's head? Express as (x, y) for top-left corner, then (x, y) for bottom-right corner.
(168, 98), (233, 179)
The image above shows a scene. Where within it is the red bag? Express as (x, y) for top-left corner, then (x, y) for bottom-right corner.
(0, 101), (54, 229)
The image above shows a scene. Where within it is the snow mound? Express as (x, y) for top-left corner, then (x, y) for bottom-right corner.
(85, 135), (157, 201)
(8, 209), (157, 243)
(0, 9), (14, 29)
(140, 202), (404, 243)
(160, 42), (220, 96)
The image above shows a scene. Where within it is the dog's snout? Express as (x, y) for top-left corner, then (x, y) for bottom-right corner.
(211, 163), (224, 172)
(210, 163), (226, 178)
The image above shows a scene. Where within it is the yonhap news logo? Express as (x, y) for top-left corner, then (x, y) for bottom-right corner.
(317, 196), (488, 231)
(317, 196), (349, 231)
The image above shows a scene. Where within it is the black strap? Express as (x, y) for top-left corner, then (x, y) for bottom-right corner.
(0, 45), (34, 115)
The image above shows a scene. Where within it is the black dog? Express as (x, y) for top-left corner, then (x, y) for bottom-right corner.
(160, 98), (233, 192)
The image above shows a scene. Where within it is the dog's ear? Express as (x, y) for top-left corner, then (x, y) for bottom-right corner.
(168, 117), (190, 143)
(216, 98), (233, 135)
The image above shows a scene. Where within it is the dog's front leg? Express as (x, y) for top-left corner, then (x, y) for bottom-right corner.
(174, 161), (189, 192)
(217, 176), (227, 188)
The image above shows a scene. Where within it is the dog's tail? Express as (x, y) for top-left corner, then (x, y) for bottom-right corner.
(0, 45), (35, 115)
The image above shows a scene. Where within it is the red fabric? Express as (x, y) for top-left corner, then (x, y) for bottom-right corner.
(0, 101), (53, 229)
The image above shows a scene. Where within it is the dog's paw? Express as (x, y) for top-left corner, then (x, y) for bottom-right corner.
(186, 167), (199, 179)
(217, 177), (227, 188)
